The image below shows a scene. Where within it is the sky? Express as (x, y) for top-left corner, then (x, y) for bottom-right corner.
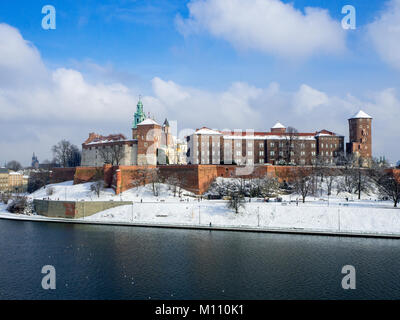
(0, 0), (399, 166)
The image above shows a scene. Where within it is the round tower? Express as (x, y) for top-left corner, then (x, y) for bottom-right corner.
(347, 110), (372, 166)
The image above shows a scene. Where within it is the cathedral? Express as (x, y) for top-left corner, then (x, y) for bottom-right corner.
(81, 99), (180, 167)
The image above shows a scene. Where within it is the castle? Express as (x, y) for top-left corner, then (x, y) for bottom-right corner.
(186, 110), (372, 167)
(81, 99), (373, 168)
(81, 99), (182, 167)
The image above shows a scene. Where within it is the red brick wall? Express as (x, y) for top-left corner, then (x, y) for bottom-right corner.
(74, 167), (99, 184)
(68, 164), (330, 195)
(50, 168), (76, 183)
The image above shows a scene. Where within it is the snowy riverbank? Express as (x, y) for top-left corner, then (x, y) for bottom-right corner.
(0, 180), (399, 237)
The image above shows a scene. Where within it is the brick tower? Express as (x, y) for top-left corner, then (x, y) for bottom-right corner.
(346, 110), (372, 166)
(136, 119), (161, 166)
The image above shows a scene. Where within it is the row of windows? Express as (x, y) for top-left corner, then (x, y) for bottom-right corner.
(320, 143), (341, 148)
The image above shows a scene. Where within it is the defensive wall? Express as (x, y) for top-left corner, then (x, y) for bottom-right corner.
(33, 199), (131, 219)
(50, 165), (400, 196)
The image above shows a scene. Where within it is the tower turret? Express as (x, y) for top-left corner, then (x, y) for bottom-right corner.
(132, 97), (146, 139)
(346, 110), (372, 166)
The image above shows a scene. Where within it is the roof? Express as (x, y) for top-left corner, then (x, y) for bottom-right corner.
(195, 127), (222, 135)
(84, 133), (127, 145)
(350, 110), (372, 119)
(137, 118), (160, 126)
(272, 122), (286, 129)
(0, 168), (8, 174)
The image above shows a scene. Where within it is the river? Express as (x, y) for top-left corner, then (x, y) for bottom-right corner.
(0, 219), (399, 299)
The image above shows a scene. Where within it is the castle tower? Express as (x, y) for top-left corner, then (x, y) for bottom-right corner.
(346, 110), (372, 166)
(132, 98), (146, 139)
(136, 118), (162, 166)
(162, 118), (172, 146)
(271, 122), (286, 134)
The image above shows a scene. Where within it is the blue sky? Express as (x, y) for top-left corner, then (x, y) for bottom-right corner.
(0, 0), (399, 165)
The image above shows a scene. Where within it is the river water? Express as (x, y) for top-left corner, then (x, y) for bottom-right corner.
(0, 219), (399, 299)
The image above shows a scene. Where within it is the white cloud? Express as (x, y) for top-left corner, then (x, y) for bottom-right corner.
(367, 0), (400, 70)
(293, 84), (329, 113)
(176, 0), (346, 59)
(0, 23), (398, 165)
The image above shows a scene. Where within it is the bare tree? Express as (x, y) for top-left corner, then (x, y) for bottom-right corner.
(283, 127), (299, 165)
(27, 170), (51, 193)
(90, 168), (104, 198)
(110, 144), (125, 165)
(337, 155), (370, 199)
(324, 168), (338, 196)
(288, 167), (313, 203)
(227, 192), (245, 214)
(147, 168), (161, 196)
(165, 175), (179, 197)
(98, 147), (113, 165)
(6, 160), (22, 171)
(258, 175), (280, 197)
(52, 140), (81, 167)
(370, 168), (400, 208)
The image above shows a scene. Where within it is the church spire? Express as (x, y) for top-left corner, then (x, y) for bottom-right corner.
(132, 96), (146, 129)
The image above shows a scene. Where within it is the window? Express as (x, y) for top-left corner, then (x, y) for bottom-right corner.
(248, 151), (253, 156)
(279, 151), (283, 156)
(311, 151), (316, 156)
(236, 151), (241, 156)
(259, 151), (264, 156)
(301, 151), (305, 156)
(236, 143), (241, 147)
(270, 151), (275, 156)
(300, 143), (305, 148)
(259, 159), (264, 164)
(259, 143), (263, 148)
(248, 142), (253, 147)
(321, 143), (324, 148)
(311, 143), (316, 148)
(270, 142), (275, 147)
(300, 159), (306, 165)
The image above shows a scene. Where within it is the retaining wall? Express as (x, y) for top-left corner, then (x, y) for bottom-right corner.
(33, 199), (131, 219)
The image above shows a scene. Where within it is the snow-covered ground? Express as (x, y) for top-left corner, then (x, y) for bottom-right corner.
(1, 180), (399, 236)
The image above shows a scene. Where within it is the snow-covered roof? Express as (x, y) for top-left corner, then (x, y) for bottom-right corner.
(86, 139), (134, 145)
(272, 122), (286, 129)
(350, 110), (372, 119)
(9, 172), (22, 175)
(195, 128), (222, 135)
(223, 135), (316, 141)
(137, 118), (160, 126)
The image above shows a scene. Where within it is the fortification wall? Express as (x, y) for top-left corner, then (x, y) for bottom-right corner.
(33, 199), (131, 219)
(50, 168), (76, 183)
(52, 164), (331, 196)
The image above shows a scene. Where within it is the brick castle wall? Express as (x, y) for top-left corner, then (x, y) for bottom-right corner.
(50, 168), (76, 183)
(51, 164), (357, 195)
